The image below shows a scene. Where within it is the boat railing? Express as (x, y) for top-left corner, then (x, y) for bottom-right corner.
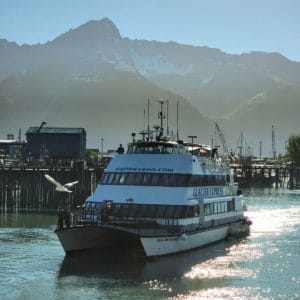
(75, 206), (181, 228)
(76, 206), (100, 225)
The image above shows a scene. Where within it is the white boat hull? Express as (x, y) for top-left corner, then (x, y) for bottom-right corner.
(140, 226), (228, 256)
(56, 224), (234, 256)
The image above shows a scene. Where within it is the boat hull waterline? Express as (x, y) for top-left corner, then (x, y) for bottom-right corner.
(56, 221), (250, 257)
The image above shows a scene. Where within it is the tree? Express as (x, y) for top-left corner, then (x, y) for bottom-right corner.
(287, 135), (300, 166)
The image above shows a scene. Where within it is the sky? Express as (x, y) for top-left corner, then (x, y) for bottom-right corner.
(0, 0), (300, 62)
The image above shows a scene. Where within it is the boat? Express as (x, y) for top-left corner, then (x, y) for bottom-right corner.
(55, 100), (251, 257)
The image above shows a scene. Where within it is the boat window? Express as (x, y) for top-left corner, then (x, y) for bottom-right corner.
(165, 206), (175, 218)
(112, 173), (121, 184)
(136, 205), (147, 218)
(142, 173), (152, 185)
(100, 172), (229, 188)
(119, 173), (126, 184)
(150, 174), (160, 185)
(177, 174), (190, 186)
(125, 173), (135, 185)
(194, 205), (199, 217)
(201, 175), (208, 186)
(160, 174), (170, 185)
(101, 172), (112, 184)
(135, 173), (144, 185)
(145, 205), (157, 218)
(97, 203), (206, 220)
(174, 206), (184, 218)
(189, 175), (198, 186)
(185, 206), (194, 218)
(217, 202), (222, 213)
(167, 174), (178, 186)
(204, 204), (211, 215)
(156, 205), (167, 218)
(226, 174), (230, 183)
(204, 199), (235, 216)
(107, 173), (115, 184)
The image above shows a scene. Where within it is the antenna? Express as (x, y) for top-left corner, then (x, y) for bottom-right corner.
(176, 100), (179, 140)
(147, 98), (150, 140)
(157, 98), (167, 138)
(143, 109), (146, 132)
(166, 100), (169, 136)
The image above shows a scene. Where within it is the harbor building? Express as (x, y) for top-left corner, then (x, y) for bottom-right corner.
(25, 127), (86, 160)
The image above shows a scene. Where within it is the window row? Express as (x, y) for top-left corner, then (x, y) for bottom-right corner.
(83, 199), (235, 220)
(101, 172), (228, 187)
(84, 202), (199, 219)
(204, 199), (235, 215)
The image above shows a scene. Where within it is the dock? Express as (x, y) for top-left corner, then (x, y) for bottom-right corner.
(231, 163), (300, 189)
(1, 162), (300, 212)
(0, 161), (103, 212)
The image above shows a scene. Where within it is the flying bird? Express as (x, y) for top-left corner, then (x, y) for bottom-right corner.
(45, 174), (79, 193)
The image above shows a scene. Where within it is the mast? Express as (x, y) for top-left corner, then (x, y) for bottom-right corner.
(272, 125), (276, 158)
(176, 100), (179, 140)
(157, 98), (167, 138)
(166, 100), (169, 136)
(147, 98), (150, 140)
(239, 131), (243, 156)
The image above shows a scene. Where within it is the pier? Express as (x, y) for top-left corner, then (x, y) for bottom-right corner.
(0, 162), (103, 212)
(1, 162), (300, 212)
(232, 163), (300, 189)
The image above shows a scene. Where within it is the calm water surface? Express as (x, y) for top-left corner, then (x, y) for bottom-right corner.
(0, 188), (299, 299)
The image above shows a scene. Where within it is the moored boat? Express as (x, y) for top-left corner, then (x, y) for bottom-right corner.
(55, 100), (251, 257)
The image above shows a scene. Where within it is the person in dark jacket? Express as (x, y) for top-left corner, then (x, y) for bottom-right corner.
(117, 144), (125, 154)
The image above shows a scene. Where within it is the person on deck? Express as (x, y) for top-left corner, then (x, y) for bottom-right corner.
(117, 144), (125, 154)
(63, 207), (71, 228)
(57, 208), (64, 230)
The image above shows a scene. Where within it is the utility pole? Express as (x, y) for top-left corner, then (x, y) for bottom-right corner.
(272, 125), (276, 159)
(101, 138), (104, 157)
(259, 141), (262, 159)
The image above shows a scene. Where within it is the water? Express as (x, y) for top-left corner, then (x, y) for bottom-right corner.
(0, 188), (299, 299)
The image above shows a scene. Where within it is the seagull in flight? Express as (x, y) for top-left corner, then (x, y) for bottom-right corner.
(45, 174), (79, 193)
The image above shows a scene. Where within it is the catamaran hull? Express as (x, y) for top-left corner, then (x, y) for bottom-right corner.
(56, 221), (249, 256)
(140, 226), (228, 256)
(55, 226), (139, 253)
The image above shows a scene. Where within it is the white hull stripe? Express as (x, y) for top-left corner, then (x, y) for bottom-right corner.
(140, 226), (228, 256)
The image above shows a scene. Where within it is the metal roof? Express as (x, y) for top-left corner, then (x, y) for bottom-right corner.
(26, 127), (86, 135)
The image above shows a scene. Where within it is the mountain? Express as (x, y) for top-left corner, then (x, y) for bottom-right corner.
(1, 18), (300, 154)
(0, 55), (211, 149)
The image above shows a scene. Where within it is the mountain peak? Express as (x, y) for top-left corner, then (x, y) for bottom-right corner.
(53, 18), (121, 44)
(78, 18), (121, 39)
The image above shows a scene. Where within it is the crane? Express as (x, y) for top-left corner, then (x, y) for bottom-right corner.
(215, 122), (230, 157)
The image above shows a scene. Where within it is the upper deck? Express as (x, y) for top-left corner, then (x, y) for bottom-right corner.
(108, 140), (228, 175)
(126, 140), (212, 157)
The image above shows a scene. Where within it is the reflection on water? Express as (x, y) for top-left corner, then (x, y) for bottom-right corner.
(59, 240), (233, 280)
(1, 189), (300, 299)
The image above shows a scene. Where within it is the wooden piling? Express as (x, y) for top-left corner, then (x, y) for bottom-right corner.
(0, 165), (104, 212)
